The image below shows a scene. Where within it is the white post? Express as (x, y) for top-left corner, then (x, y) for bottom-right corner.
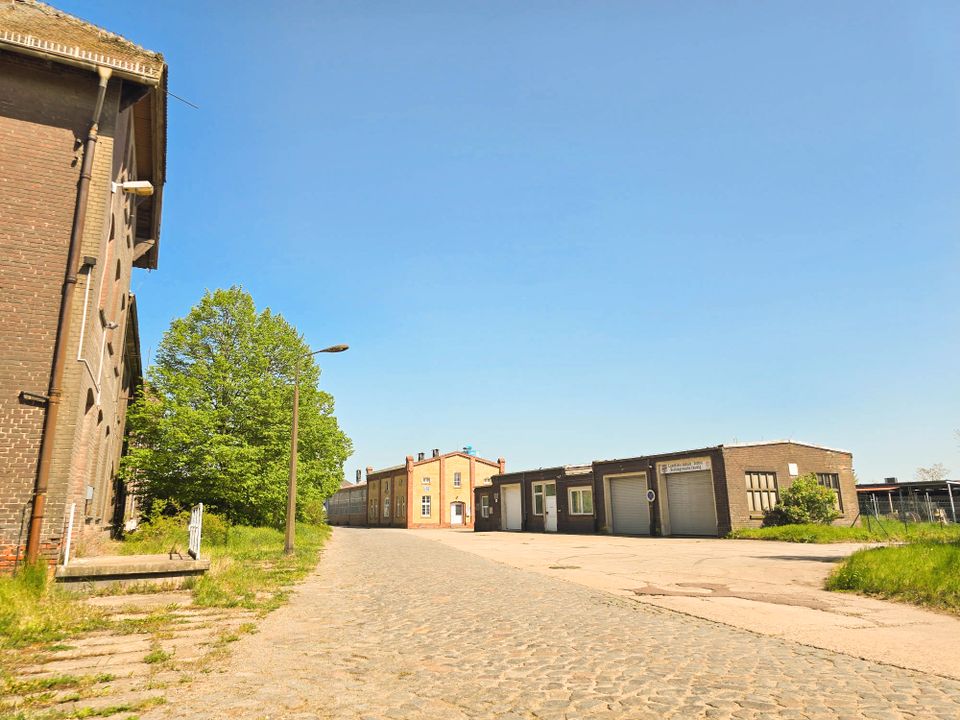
(63, 503), (76, 567)
(948, 483), (957, 524)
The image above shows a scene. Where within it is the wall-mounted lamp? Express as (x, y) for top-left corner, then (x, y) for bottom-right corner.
(111, 180), (154, 196)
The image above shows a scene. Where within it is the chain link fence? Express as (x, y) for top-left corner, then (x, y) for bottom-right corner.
(858, 491), (958, 525)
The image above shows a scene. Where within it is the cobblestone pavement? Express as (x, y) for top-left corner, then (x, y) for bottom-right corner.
(145, 528), (960, 720)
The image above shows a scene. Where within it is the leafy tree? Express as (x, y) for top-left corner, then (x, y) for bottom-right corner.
(122, 287), (352, 527)
(763, 473), (840, 526)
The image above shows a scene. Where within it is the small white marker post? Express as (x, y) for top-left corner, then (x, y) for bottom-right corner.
(63, 502), (76, 567)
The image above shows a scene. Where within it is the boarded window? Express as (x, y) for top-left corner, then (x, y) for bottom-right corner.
(746, 472), (779, 513)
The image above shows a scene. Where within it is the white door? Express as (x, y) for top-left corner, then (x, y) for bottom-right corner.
(666, 471), (717, 536)
(450, 502), (464, 525)
(503, 485), (522, 530)
(544, 485), (558, 532)
(609, 476), (649, 535)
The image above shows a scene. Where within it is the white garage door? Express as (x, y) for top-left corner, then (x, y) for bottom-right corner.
(609, 476), (649, 535)
(666, 471), (717, 536)
(502, 485), (522, 531)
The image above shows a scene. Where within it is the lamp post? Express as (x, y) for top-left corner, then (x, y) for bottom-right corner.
(286, 343), (348, 555)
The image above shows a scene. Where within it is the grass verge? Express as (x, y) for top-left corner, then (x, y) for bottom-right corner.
(826, 542), (960, 615)
(0, 564), (107, 649)
(727, 520), (960, 544)
(119, 520), (330, 610)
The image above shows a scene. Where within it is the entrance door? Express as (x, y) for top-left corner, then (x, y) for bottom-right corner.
(609, 475), (649, 535)
(544, 484), (558, 532)
(666, 471), (717, 536)
(450, 502), (464, 526)
(503, 485), (522, 530)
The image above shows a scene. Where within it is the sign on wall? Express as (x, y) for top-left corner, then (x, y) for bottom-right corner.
(661, 459), (711, 475)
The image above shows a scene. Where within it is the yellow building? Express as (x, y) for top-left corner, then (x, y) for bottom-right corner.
(332, 448), (504, 529)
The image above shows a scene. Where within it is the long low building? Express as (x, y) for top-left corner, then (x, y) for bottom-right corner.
(475, 440), (856, 537)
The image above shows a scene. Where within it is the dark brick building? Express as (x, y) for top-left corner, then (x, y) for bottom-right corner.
(0, 1), (167, 571)
(476, 441), (856, 537)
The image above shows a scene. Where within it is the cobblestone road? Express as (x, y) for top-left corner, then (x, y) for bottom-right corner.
(146, 528), (960, 720)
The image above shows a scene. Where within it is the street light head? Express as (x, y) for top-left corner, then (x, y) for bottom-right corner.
(319, 344), (349, 353)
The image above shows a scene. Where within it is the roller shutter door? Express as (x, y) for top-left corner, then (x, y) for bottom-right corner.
(666, 471), (717, 536)
(610, 476), (649, 535)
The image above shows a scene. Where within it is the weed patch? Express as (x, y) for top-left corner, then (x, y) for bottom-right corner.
(728, 521), (960, 544)
(826, 542), (960, 614)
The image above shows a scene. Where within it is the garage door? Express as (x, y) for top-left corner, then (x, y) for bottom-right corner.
(609, 476), (649, 535)
(502, 485), (522, 531)
(666, 471), (717, 536)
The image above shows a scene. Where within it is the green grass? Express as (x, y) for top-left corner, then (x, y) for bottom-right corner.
(727, 520), (960, 544)
(191, 523), (330, 610)
(0, 564), (108, 649)
(826, 542), (960, 614)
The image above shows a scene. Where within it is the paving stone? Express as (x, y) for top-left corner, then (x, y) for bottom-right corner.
(136, 528), (960, 720)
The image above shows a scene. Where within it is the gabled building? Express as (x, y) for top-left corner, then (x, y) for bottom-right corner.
(0, 0), (167, 570)
(328, 448), (505, 529)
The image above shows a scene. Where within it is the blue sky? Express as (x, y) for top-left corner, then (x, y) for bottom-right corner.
(62, 1), (959, 482)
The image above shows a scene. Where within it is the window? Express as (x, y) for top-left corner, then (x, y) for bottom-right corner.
(532, 482), (555, 515)
(397, 496), (406, 518)
(421, 495), (431, 517)
(816, 473), (843, 513)
(568, 487), (594, 515)
(369, 499), (377, 517)
(422, 476), (431, 485)
(746, 472), (779, 513)
(383, 497), (390, 518)
(480, 495), (491, 518)
(453, 472), (461, 488)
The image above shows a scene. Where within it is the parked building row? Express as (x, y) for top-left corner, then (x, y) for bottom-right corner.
(327, 448), (505, 529)
(0, 1), (167, 571)
(474, 441), (856, 537)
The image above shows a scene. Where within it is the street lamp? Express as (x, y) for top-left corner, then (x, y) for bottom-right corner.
(286, 343), (349, 555)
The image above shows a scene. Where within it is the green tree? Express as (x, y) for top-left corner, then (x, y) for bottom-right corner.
(763, 473), (840, 526)
(122, 287), (352, 527)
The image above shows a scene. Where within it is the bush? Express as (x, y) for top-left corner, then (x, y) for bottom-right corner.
(299, 497), (326, 526)
(762, 473), (839, 526)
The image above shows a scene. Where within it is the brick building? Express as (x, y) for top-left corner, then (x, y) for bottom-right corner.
(476, 441), (856, 536)
(328, 448), (505, 529)
(0, 1), (167, 571)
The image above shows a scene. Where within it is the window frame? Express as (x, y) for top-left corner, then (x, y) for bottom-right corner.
(567, 486), (594, 516)
(745, 471), (779, 515)
(453, 471), (462, 488)
(480, 494), (491, 518)
(420, 495), (431, 518)
(532, 483), (545, 515)
(816, 473), (843, 513)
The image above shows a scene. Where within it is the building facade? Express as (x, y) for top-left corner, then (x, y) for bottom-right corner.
(476, 441), (856, 537)
(328, 449), (505, 529)
(0, 0), (166, 571)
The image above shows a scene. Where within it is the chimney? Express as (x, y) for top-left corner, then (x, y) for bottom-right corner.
(432, 448), (440, 458)
(885, 477), (898, 484)
(365, 466), (373, 478)
(417, 452), (425, 462)
(498, 457), (506, 475)
(355, 469), (362, 483)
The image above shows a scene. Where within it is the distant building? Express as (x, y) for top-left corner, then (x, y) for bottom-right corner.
(0, 0), (167, 571)
(328, 449), (505, 529)
(476, 441), (857, 536)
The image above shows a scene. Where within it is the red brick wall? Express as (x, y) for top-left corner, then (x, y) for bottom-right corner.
(0, 55), (140, 572)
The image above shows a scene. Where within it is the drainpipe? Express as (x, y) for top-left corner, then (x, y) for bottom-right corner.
(25, 66), (113, 565)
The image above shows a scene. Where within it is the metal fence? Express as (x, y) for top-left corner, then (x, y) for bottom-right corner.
(858, 492), (957, 524)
